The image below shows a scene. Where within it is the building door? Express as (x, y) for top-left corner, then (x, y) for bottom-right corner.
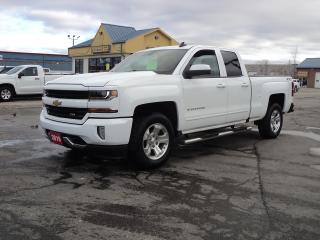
(75, 59), (83, 73)
(315, 72), (320, 88)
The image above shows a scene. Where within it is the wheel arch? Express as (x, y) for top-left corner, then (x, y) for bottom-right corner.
(254, 93), (285, 125)
(133, 101), (179, 135)
(0, 83), (16, 93)
(0, 83), (16, 99)
(268, 93), (285, 111)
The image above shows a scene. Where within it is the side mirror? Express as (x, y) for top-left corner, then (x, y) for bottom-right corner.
(185, 64), (211, 78)
(18, 72), (24, 78)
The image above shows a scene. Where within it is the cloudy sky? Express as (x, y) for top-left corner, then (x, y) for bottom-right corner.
(1, 0), (319, 63)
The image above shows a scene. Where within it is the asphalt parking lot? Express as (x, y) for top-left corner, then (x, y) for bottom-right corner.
(0, 89), (320, 240)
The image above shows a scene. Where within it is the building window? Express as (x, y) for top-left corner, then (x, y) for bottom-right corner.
(89, 57), (122, 73)
(75, 59), (83, 74)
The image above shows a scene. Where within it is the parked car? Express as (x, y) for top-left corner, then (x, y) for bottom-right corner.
(0, 65), (70, 101)
(40, 45), (294, 168)
(0, 66), (14, 74)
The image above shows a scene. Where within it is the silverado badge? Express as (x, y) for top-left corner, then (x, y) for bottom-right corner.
(52, 99), (62, 107)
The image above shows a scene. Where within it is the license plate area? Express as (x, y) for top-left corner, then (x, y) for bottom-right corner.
(48, 131), (63, 145)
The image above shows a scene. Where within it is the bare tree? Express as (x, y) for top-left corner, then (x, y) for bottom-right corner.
(287, 59), (292, 76)
(291, 46), (298, 77)
(261, 59), (269, 76)
(254, 60), (270, 76)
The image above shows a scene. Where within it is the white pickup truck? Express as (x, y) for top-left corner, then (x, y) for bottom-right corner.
(40, 45), (294, 168)
(0, 65), (68, 101)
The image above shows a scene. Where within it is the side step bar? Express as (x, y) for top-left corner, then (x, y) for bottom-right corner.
(182, 126), (252, 145)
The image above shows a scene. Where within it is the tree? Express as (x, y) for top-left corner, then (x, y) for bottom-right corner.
(291, 46), (298, 77)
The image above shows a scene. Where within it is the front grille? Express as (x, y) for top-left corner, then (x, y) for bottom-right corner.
(45, 90), (88, 99)
(45, 105), (87, 119)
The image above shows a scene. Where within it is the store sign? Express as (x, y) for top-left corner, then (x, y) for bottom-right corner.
(297, 71), (308, 77)
(92, 45), (111, 54)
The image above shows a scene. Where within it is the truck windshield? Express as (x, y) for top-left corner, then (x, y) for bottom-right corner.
(112, 49), (187, 74)
(6, 66), (24, 75)
(0, 67), (13, 74)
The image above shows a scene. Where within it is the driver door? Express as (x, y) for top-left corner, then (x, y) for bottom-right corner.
(17, 67), (40, 94)
(182, 49), (228, 131)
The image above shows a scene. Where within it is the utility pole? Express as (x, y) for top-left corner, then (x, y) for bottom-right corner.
(68, 34), (80, 46)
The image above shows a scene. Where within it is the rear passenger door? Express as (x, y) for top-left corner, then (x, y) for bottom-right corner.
(221, 51), (251, 123)
(182, 49), (228, 131)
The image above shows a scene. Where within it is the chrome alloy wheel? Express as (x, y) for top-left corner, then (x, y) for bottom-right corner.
(142, 123), (169, 161)
(270, 109), (281, 134)
(1, 89), (11, 100)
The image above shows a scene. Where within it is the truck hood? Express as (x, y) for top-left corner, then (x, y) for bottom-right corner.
(46, 71), (158, 87)
(0, 74), (14, 81)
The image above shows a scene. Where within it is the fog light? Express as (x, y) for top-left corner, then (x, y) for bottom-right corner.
(97, 126), (105, 140)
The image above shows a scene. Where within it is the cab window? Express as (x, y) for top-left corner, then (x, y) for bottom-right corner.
(184, 50), (220, 78)
(21, 67), (38, 77)
(221, 51), (242, 77)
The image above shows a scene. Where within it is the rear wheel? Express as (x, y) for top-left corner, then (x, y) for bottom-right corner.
(129, 113), (174, 169)
(258, 103), (283, 139)
(0, 86), (14, 102)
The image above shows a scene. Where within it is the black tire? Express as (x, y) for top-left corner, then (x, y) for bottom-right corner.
(128, 113), (174, 169)
(0, 85), (15, 102)
(258, 103), (283, 139)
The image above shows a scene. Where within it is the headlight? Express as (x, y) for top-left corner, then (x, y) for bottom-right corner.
(89, 90), (118, 100)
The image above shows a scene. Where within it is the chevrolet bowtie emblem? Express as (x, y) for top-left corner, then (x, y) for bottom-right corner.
(52, 99), (62, 107)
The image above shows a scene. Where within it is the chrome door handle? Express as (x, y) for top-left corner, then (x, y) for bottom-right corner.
(217, 83), (226, 88)
(241, 83), (249, 87)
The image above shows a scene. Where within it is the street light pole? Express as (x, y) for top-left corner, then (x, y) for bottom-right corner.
(68, 34), (80, 46)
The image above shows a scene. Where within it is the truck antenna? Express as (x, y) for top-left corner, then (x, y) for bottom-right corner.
(179, 42), (187, 47)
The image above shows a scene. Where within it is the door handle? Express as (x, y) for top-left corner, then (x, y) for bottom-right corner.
(35, 77), (40, 80)
(241, 83), (249, 87)
(217, 83), (226, 88)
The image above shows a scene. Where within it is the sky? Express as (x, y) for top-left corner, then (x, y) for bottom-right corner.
(0, 0), (319, 63)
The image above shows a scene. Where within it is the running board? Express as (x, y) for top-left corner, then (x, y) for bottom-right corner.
(182, 126), (252, 145)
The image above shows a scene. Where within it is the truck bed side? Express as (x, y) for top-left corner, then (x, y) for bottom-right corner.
(249, 76), (293, 120)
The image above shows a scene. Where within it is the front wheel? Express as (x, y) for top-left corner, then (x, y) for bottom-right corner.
(0, 86), (15, 102)
(258, 103), (283, 139)
(129, 113), (174, 169)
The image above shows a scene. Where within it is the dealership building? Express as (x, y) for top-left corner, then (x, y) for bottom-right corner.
(0, 51), (72, 71)
(296, 58), (320, 88)
(68, 23), (178, 73)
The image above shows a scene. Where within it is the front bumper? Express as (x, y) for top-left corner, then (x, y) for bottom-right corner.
(40, 110), (133, 146)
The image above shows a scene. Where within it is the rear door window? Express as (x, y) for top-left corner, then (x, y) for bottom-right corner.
(221, 51), (242, 77)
